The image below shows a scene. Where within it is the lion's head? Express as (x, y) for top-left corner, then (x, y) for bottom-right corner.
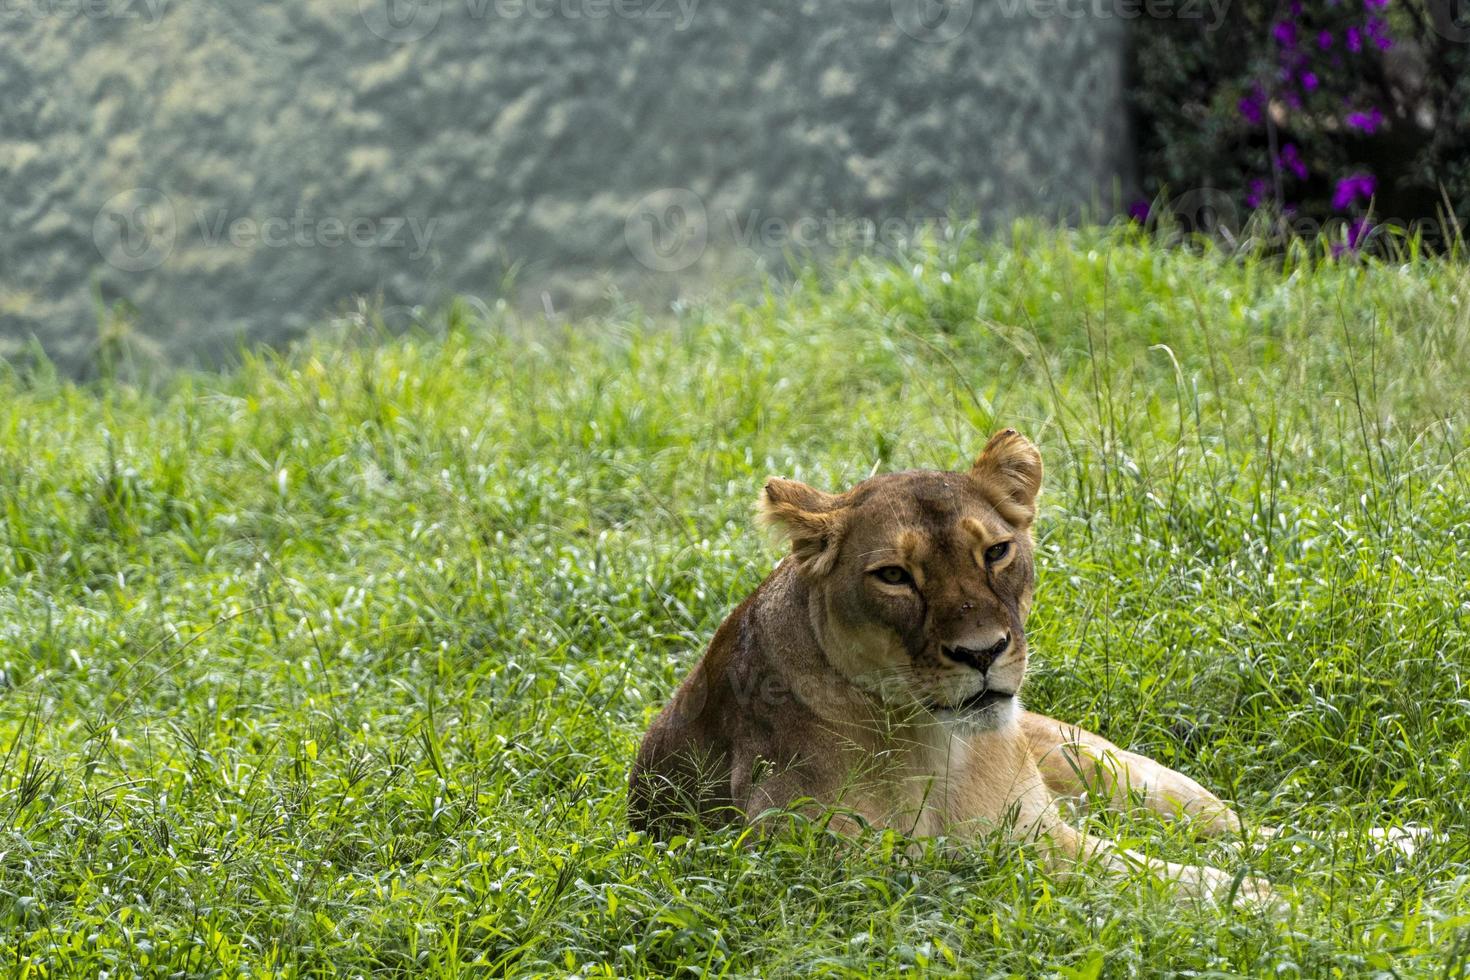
(760, 429), (1042, 731)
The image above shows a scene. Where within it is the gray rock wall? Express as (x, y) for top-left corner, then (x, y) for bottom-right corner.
(1, 0), (1131, 372)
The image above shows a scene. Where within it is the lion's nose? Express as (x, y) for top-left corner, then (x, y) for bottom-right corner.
(942, 633), (1011, 673)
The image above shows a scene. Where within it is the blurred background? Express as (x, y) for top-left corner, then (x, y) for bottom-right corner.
(2, 0), (1465, 375)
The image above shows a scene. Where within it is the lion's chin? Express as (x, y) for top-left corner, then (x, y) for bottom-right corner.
(928, 690), (1019, 733)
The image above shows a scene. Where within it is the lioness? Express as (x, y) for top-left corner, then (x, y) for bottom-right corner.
(630, 429), (1272, 903)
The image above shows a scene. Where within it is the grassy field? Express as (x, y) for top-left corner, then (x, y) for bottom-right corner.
(2, 225), (1469, 976)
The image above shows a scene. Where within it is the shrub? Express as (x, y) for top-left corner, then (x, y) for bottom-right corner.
(1129, 0), (1470, 252)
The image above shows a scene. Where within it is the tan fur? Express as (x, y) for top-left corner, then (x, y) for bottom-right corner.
(629, 430), (1272, 905)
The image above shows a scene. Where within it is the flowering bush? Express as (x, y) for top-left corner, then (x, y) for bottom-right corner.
(1130, 0), (1469, 252)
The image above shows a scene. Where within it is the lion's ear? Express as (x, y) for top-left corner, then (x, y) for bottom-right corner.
(758, 478), (845, 575)
(970, 429), (1043, 526)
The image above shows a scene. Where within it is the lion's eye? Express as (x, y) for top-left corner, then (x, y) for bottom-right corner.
(984, 542), (1012, 564)
(873, 565), (914, 587)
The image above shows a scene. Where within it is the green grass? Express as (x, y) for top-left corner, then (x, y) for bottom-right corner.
(3, 223), (1470, 977)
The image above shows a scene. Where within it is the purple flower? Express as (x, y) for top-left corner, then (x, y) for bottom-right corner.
(1332, 172), (1378, 209)
(1247, 178), (1269, 209)
(1279, 143), (1308, 180)
(1318, 30), (1333, 48)
(1367, 16), (1393, 48)
(1346, 107), (1384, 133)
(1273, 21), (1298, 48)
(1239, 88), (1265, 125)
(1291, 0), (1303, 13)
(1364, 0), (1388, 9)
(1127, 199), (1151, 223)
(1301, 70), (1319, 91)
(1346, 25), (1362, 51)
